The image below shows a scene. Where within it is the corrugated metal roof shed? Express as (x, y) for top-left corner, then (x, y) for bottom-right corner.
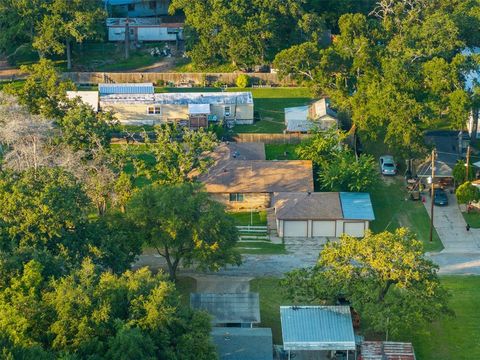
(190, 293), (260, 325)
(211, 327), (273, 360)
(98, 83), (154, 95)
(280, 306), (356, 351)
(340, 192), (375, 221)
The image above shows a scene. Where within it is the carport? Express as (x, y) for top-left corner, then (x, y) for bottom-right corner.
(280, 306), (356, 360)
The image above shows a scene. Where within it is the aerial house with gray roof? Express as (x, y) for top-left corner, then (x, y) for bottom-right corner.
(100, 91), (254, 127)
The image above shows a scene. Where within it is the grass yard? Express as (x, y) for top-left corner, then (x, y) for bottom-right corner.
(370, 177), (443, 252)
(229, 211), (268, 226)
(265, 144), (299, 160)
(233, 87), (313, 133)
(250, 276), (480, 359)
(461, 212), (480, 228)
(398, 276), (480, 360)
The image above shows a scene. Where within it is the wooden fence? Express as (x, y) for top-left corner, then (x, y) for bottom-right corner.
(232, 133), (311, 144)
(62, 71), (295, 87)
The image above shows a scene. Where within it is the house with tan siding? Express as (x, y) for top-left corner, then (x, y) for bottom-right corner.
(196, 143), (314, 211)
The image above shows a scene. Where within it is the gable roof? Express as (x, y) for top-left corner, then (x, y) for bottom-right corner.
(198, 160), (313, 193)
(190, 293), (260, 324)
(211, 328), (273, 360)
(280, 306), (356, 351)
(274, 192), (343, 220)
(274, 192), (375, 221)
(339, 192), (375, 221)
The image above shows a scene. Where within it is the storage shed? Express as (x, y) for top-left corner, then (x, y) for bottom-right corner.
(211, 327), (273, 360)
(284, 98), (338, 133)
(274, 192), (374, 238)
(280, 306), (356, 359)
(190, 293), (261, 327)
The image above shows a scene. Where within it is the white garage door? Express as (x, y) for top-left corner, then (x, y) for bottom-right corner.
(284, 221), (308, 237)
(343, 222), (366, 237)
(312, 221), (336, 237)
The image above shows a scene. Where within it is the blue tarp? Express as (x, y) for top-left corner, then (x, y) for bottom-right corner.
(340, 192), (375, 221)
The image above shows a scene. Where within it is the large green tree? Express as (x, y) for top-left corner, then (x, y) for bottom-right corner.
(145, 124), (218, 185)
(169, 0), (305, 69)
(281, 228), (452, 337)
(4, 59), (74, 119)
(0, 259), (217, 359)
(33, 0), (105, 70)
(0, 168), (142, 283)
(127, 183), (240, 280)
(277, 0), (480, 158)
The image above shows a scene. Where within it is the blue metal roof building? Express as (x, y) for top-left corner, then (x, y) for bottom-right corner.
(98, 83), (154, 95)
(280, 306), (356, 352)
(340, 192), (375, 221)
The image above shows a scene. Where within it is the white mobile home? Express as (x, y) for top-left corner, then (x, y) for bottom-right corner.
(107, 18), (183, 42)
(100, 91), (254, 127)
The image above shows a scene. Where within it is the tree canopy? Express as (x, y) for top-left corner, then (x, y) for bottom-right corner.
(281, 228), (452, 337)
(456, 181), (480, 205)
(0, 259), (217, 359)
(276, 0), (480, 158)
(127, 183), (241, 280)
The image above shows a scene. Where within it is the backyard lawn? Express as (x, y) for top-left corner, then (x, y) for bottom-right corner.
(265, 144), (299, 160)
(250, 276), (480, 360)
(229, 211), (268, 226)
(461, 212), (480, 228)
(370, 177), (443, 252)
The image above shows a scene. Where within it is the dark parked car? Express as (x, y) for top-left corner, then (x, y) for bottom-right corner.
(433, 188), (449, 206)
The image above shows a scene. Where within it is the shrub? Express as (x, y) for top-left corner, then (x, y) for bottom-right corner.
(236, 74), (251, 88)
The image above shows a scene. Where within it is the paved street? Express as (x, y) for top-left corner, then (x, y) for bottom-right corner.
(135, 237), (327, 277)
(423, 192), (480, 274)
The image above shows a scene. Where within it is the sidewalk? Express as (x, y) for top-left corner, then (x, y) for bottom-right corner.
(423, 192), (480, 274)
(422, 193), (480, 252)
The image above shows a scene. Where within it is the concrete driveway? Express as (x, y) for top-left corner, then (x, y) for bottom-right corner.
(423, 191), (480, 274)
(423, 192), (480, 252)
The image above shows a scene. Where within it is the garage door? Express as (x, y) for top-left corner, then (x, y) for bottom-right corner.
(284, 221), (308, 237)
(312, 221), (336, 237)
(343, 222), (366, 237)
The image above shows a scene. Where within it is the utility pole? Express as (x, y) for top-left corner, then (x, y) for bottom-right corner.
(429, 149), (436, 243)
(124, 18), (130, 60)
(466, 145), (471, 181)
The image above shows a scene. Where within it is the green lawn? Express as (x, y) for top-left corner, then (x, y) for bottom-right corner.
(251, 276), (480, 359)
(234, 87), (313, 133)
(265, 144), (299, 160)
(397, 276), (480, 360)
(370, 177), (443, 252)
(229, 211), (267, 226)
(461, 212), (480, 228)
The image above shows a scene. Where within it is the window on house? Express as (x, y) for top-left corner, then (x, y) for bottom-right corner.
(224, 106), (231, 117)
(149, 1), (156, 9)
(147, 106), (161, 115)
(229, 193), (244, 202)
(127, 4), (135, 11)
